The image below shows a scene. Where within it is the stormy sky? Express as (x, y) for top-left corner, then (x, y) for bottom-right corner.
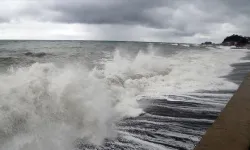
(0, 0), (249, 43)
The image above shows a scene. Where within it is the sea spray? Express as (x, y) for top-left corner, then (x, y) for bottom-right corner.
(0, 62), (142, 150)
(0, 46), (249, 150)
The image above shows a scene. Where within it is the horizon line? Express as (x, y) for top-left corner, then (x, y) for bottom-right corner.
(0, 39), (207, 44)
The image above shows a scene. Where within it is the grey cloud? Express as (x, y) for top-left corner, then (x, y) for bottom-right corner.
(222, 0), (250, 14)
(0, 0), (250, 42)
(46, 0), (250, 39)
(50, 0), (171, 28)
(0, 18), (7, 22)
(2, 0), (250, 30)
(48, 0), (250, 25)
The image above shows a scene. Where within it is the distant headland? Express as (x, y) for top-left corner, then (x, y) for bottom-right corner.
(222, 34), (250, 47)
(201, 34), (250, 48)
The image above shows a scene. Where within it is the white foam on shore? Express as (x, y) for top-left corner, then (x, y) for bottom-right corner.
(104, 48), (248, 97)
(0, 45), (248, 150)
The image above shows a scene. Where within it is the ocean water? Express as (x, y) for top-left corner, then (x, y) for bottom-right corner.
(0, 41), (249, 150)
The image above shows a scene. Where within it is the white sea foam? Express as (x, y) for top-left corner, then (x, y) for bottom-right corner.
(171, 43), (179, 46)
(181, 44), (190, 47)
(0, 46), (248, 149)
(0, 63), (142, 150)
(103, 47), (249, 97)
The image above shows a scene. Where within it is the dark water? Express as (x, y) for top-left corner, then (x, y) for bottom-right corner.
(0, 41), (249, 150)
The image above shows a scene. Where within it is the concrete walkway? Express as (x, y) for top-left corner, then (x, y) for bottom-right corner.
(195, 74), (250, 150)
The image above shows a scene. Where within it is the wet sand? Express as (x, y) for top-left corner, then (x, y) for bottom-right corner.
(195, 73), (250, 150)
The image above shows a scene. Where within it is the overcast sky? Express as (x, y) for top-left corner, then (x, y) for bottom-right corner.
(0, 0), (249, 43)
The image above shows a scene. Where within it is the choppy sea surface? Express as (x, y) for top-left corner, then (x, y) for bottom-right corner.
(0, 41), (249, 150)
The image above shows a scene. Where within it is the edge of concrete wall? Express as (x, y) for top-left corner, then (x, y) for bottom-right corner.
(194, 73), (250, 150)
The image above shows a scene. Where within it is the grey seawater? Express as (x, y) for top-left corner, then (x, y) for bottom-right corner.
(0, 41), (249, 150)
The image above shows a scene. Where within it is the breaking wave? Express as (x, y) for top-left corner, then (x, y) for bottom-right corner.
(0, 47), (248, 150)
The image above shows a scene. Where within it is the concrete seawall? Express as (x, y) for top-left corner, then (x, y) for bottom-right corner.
(194, 73), (250, 150)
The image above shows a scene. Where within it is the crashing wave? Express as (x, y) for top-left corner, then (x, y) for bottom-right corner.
(0, 47), (248, 150)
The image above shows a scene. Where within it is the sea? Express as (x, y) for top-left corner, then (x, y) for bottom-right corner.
(0, 40), (249, 150)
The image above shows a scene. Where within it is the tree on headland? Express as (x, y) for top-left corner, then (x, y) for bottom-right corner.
(222, 34), (250, 47)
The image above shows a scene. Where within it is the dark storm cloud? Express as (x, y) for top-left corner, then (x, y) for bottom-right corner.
(49, 0), (250, 26)
(51, 0), (171, 28)
(0, 0), (250, 42)
(45, 0), (250, 40)
(2, 0), (250, 31)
